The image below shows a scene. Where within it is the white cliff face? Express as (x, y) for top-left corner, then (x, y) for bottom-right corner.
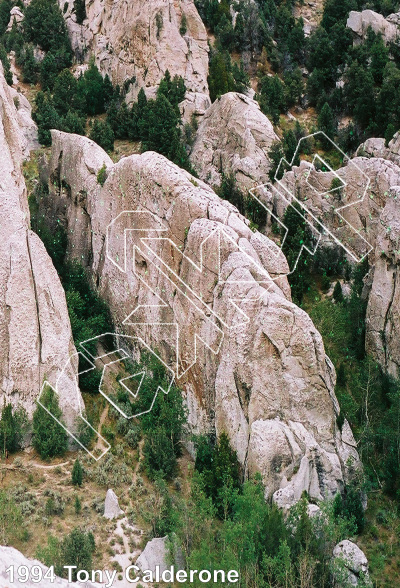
(43, 130), (361, 505)
(0, 66), (80, 425)
(190, 92), (279, 190)
(60, 0), (209, 103)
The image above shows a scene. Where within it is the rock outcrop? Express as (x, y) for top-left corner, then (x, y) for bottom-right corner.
(0, 545), (98, 587)
(333, 540), (371, 587)
(60, 0), (209, 104)
(277, 150), (400, 377)
(0, 66), (80, 425)
(42, 129), (361, 506)
(347, 9), (400, 44)
(136, 536), (184, 575)
(104, 489), (124, 520)
(190, 92), (278, 190)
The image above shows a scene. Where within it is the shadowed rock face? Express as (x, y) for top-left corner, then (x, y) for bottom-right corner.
(190, 92), (278, 191)
(43, 130), (361, 506)
(60, 0), (209, 104)
(277, 151), (400, 378)
(0, 67), (80, 425)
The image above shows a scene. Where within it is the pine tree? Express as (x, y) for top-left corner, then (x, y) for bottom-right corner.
(19, 44), (38, 84)
(318, 102), (336, 141)
(79, 60), (105, 115)
(385, 123), (396, 147)
(53, 69), (80, 116)
(32, 385), (68, 459)
(0, 403), (26, 456)
(333, 281), (344, 303)
(24, 0), (72, 54)
(33, 91), (61, 146)
(89, 119), (114, 152)
(0, 44), (12, 85)
(40, 52), (59, 91)
(74, 495), (82, 514)
(61, 528), (94, 580)
(73, 0), (86, 24)
(71, 458), (83, 486)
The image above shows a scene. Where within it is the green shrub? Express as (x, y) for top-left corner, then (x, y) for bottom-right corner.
(97, 163), (107, 186)
(89, 119), (114, 152)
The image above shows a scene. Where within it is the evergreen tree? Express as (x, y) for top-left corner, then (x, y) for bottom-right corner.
(318, 102), (337, 141)
(370, 34), (389, 85)
(73, 0), (86, 24)
(143, 427), (177, 480)
(157, 69), (186, 110)
(0, 44), (12, 85)
(208, 49), (235, 102)
(333, 281), (344, 303)
(74, 495), (82, 515)
(61, 110), (86, 135)
(0, 403), (27, 456)
(71, 458), (83, 486)
(79, 60), (105, 115)
(32, 385), (68, 459)
(33, 91), (61, 146)
(385, 123), (396, 147)
(89, 119), (114, 152)
(18, 44), (38, 84)
(282, 202), (312, 305)
(139, 93), (180, 158)
(259, 75), (286, 125)
(24, 0), (72, 54)
(60, 528), (94, 580)
(53, 69), (81, 116)
(40, 52), (59, 91)
(0, 0), (12, 37)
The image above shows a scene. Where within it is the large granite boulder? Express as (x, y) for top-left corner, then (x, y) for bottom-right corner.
(0, 65), (81, 425)
(190, 92), (278, 190)
(41, 130), (361, 505)
(136, 536), (184, 574)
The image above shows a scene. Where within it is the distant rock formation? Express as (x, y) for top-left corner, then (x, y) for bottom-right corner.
(0, 65), (81, 425)
(277, 147), (400, 378)
(59, 0), (209, 105)
(347, 9), (400, 45)
(190, 92), (278, 190)
(41, 130), (361, 507)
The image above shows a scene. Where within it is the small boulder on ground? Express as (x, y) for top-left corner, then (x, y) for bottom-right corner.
(103, 489), (124, 520)
(333, 540), (371, 586)
(136, 535), (185, 574)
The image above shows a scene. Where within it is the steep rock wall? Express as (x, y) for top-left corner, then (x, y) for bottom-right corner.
(0, 66), (80, 424)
